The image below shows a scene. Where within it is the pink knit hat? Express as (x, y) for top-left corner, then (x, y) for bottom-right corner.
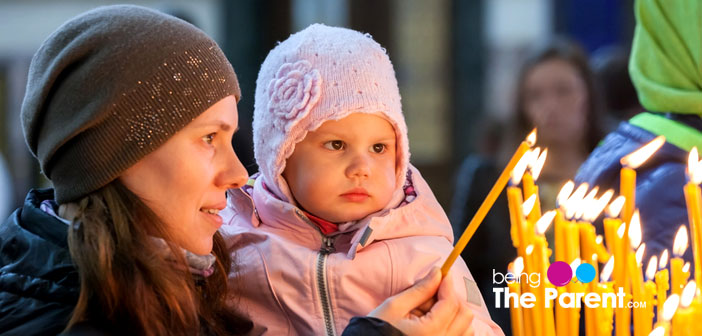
(253, 23), (409, 203)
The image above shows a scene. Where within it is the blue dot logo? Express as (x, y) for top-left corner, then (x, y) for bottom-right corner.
(575, 263), (596, 284)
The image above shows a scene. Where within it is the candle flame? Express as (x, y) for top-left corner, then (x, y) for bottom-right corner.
(659, 249), (669, 269)
(606, 196), (626, 218)
(649, 327), (665, 336)
(585, 189), (614, 222)
(570, 258), (581, 270)
(681, 280), (697, 308)
(620, 135), (666, 169)
(565, 183), (589, 219)
(662, 294), (680, 322)
(617, 223), (626, 239)
(526, 244), (534, 255)
(510, 149), (532, 185)
(531, 148), (548, 181)
(526, 129), (537, 146)
(522, 194), (537, 217)
(514, 257), (524, 275)
(576, 187), (599, 220)
(536, 210), (557, 235)
(596, 235), (604, 245)
(646, 256), (658, 281)
(674, 225), (689, 257)
(557, 181), (575, 209)
(629, 211), (643, 249)
(688, 148), (702, 184)
(684, 262), (691, 273)
(636, 243), (646, 266)
(601, 256), (614, 282)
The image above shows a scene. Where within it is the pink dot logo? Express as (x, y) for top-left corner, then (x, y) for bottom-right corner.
(547, 261), (573, 287)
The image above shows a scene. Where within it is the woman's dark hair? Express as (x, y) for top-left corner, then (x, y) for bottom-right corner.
(63, 180), (252, 335)
(514, 37), (604, 152)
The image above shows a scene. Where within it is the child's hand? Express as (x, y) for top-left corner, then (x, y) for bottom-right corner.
(368, 267), (474, 335)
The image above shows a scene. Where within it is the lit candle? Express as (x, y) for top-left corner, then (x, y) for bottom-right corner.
(683, 147), (702, 285)
(656, 253), (670, 320)
(671, 226), (690, 296)
(441, 130), (536, 276)
(620, 136), (666, 328)
(535, 211), (556, 336)
(555, 181), (575, 263)
(616, 221), (632, 336)
(644, 257), (658, 336)
(672, 280), (696, 336)
(509, 259), (525, 336)
(524, 148), (547, 224)
(630, 242), (646, 336)
(653, 294), (679, 336)
(568, 258), (584, 336)
(597, 257), (616, 336)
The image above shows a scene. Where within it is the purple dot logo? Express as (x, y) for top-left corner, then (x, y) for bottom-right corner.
(547, 261), (573, 287)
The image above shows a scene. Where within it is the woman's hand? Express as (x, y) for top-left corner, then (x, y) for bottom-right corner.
(368, 268), (473, 335)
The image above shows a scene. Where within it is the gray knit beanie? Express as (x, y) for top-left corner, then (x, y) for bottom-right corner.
(21, 5), (240, 203)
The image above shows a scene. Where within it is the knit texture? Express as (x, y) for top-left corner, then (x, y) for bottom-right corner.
(21, 5), (240, 203)
(253, 23), (408, 202)
(629, 0), (702, 115)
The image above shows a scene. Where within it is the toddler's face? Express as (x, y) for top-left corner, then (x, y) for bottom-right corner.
(283, 113), (397, 223)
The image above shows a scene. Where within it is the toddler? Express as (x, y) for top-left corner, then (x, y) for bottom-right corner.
(221, 24), (503, 335)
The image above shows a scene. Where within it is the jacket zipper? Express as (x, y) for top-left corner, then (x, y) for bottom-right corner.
(317, 235), (337, 336)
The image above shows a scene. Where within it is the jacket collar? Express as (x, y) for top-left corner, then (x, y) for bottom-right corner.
(230, 165), (453, 258)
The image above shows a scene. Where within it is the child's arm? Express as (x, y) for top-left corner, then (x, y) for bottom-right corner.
(443, 259), (505, 336)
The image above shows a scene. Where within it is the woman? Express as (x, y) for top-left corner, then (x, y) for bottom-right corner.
(449, 37), (603, 334)
(0, 5), (470, 336)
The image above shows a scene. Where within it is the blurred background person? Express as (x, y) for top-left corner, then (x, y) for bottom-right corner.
(590, 45), (643, 132)
(449, 37), (604, 333)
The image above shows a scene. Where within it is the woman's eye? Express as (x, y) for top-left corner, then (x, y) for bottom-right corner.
(323, 140), (345, 150)
(202, 133), (216, 145)
(371, 143), (386, 153)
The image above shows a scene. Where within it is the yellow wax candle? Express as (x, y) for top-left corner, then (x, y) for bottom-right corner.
(555, 210), (568, 262)
(683, 147), (702, 285)
(596, 282), (615, 336)
(683, 181), (702, 285)
(656, 269), (670, 319)
(525, 245), (542, 336)
(654, 294), (680, 336)
(565, 222), (581, 263)
(508, 279), (525, 336)
(643, 281), (656, 336)
(441, 130), (536, 276)
(508, 187), (528, 256)
(628, 252), (646, 336)
(619, 136), (666, 224)
(670, 258), (690, 296)
(672, 280), (696, 336)
(595, 235), (612, 263)
(671, 225), (690, 296)
(523, 172), (542, 225)
(556, 286), (568, 336)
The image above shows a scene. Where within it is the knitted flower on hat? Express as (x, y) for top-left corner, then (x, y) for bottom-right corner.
(253, 23), (409, 203)
(267, 60), (322, 131)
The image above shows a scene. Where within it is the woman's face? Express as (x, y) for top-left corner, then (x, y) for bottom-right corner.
(523, 58), (588, 145)
(120, 95), (248, 255)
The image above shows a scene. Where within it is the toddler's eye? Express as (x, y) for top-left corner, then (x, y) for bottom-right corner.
(202, 133), (216, 145)
(324, 140), (345, 150)
(371, 143), (387, 154)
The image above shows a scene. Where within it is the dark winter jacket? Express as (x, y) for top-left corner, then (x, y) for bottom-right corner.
(0, 189), (403, 335)
(575, 114), (699, 265)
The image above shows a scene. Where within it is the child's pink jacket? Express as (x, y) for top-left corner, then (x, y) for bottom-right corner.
(220, 166), (504, 335)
